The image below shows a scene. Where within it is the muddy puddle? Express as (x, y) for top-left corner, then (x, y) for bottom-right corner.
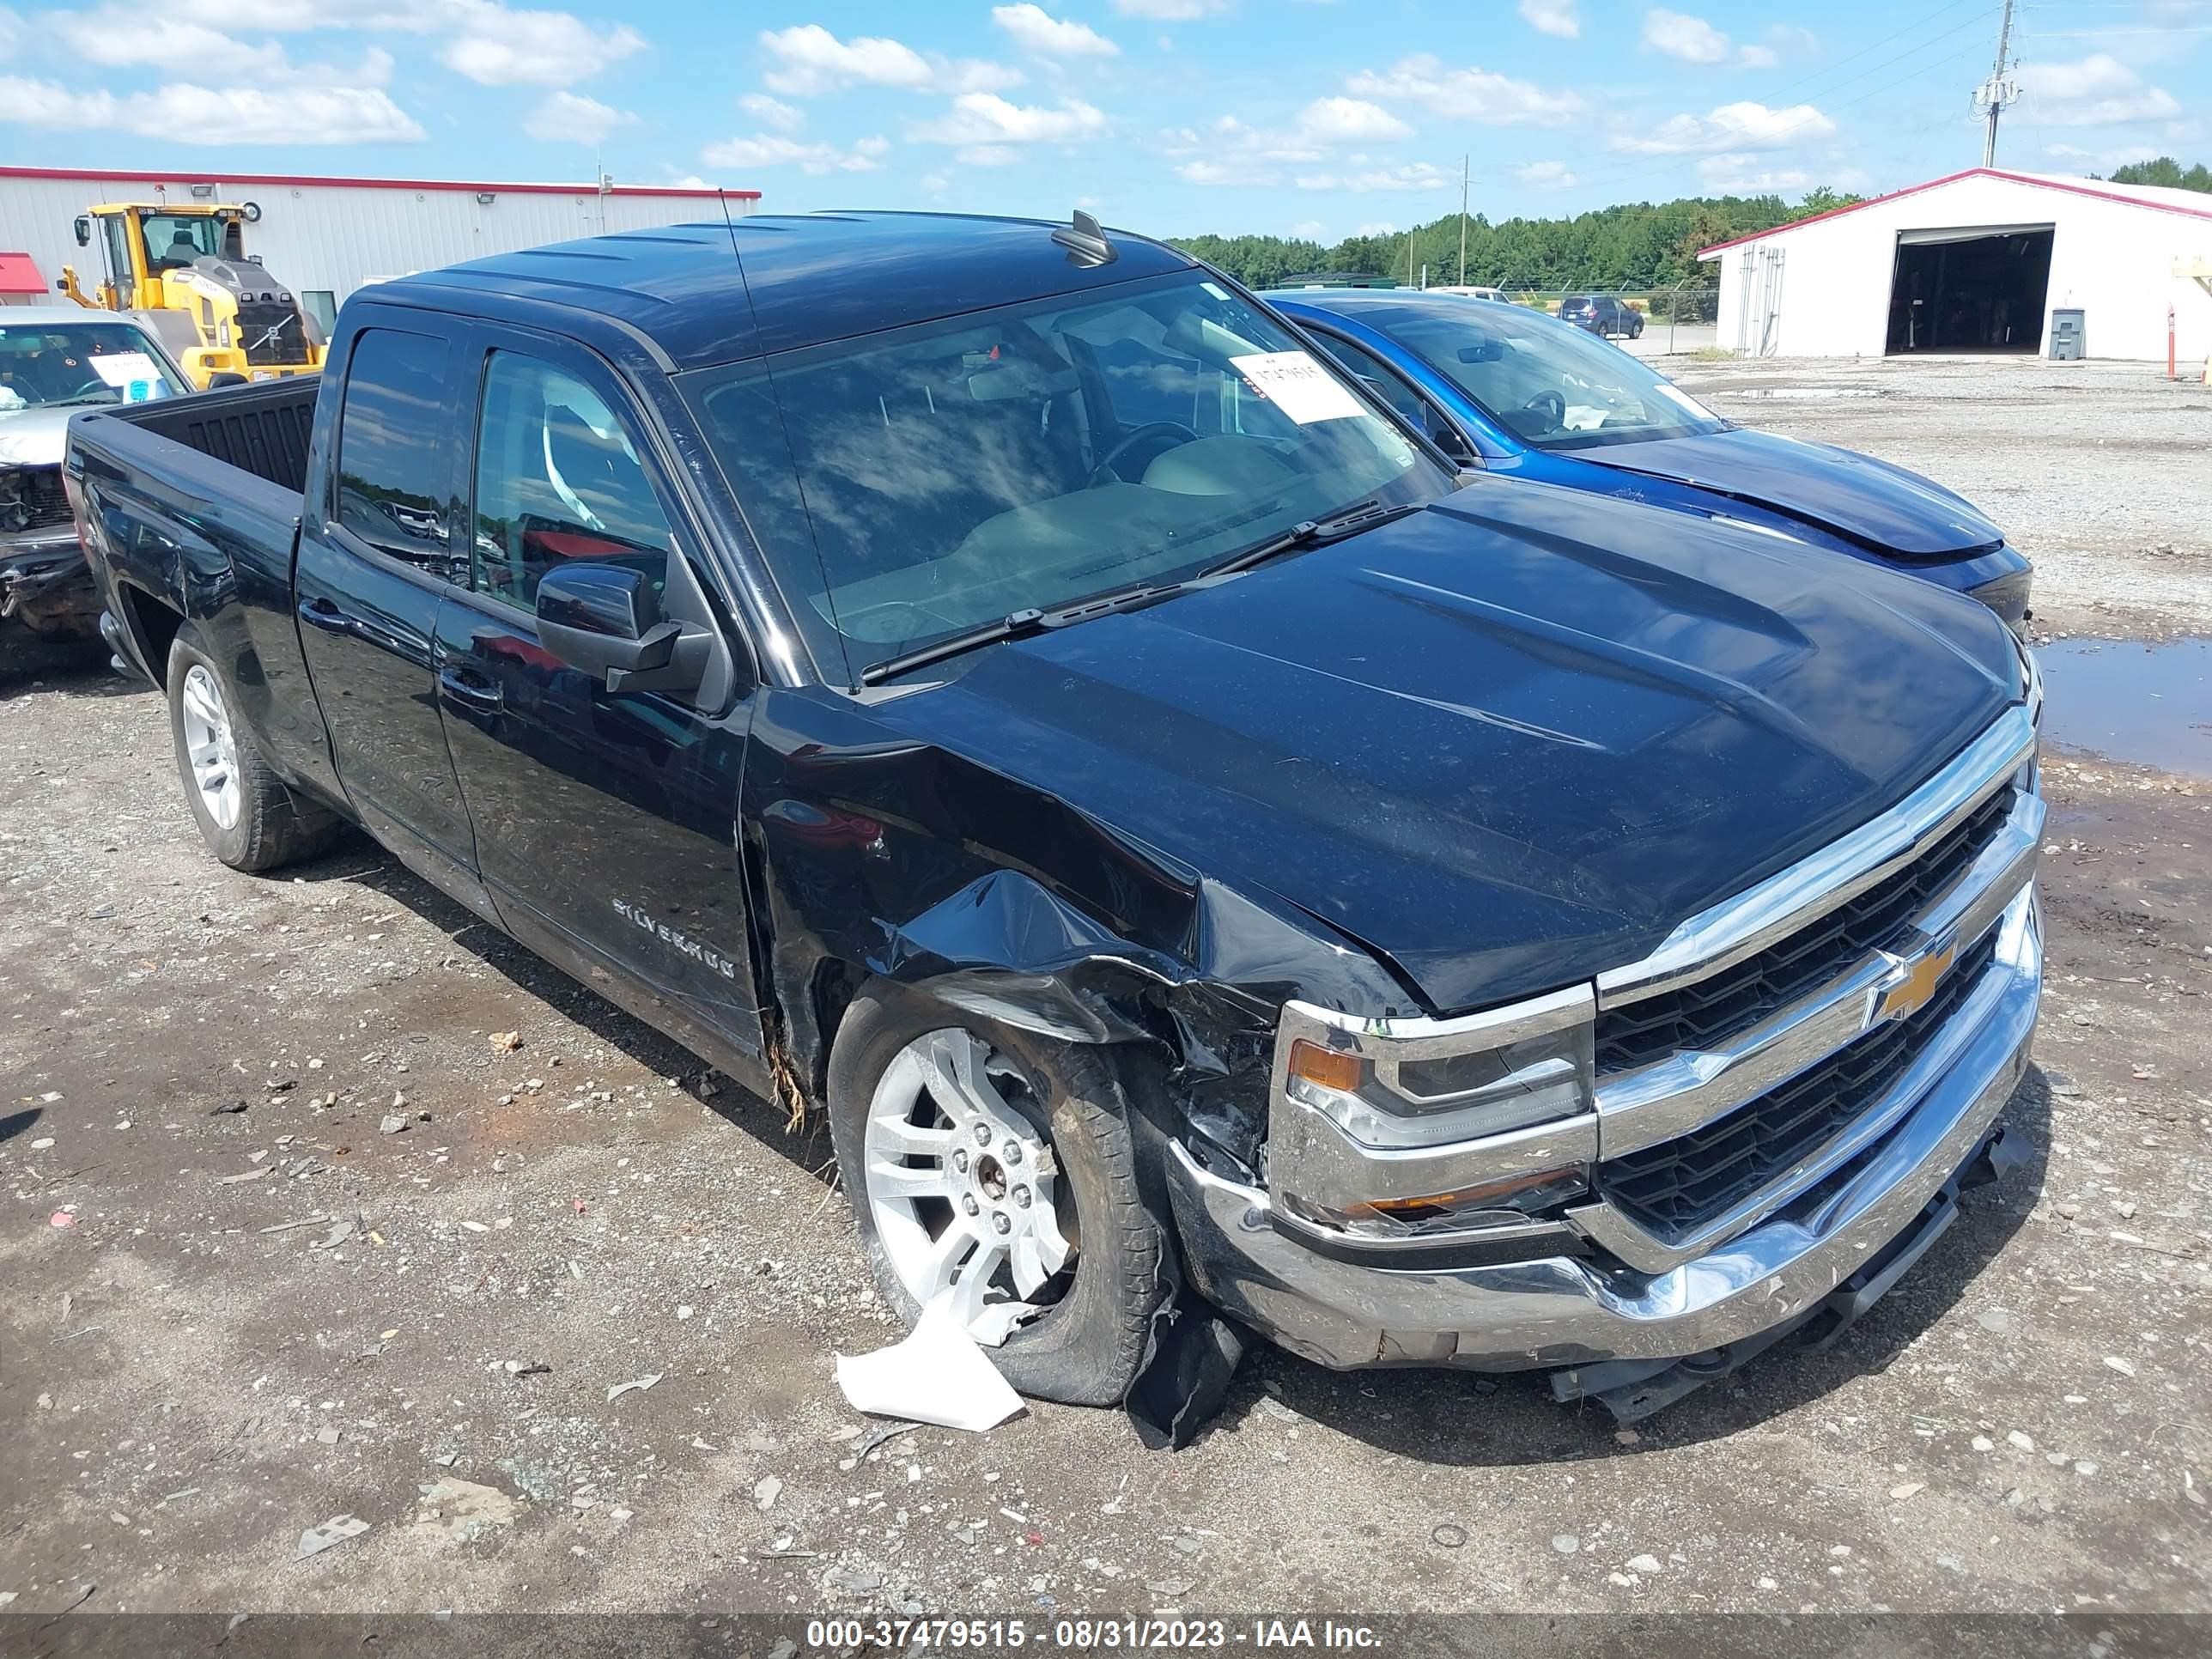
(2036, 635), (2212, 777)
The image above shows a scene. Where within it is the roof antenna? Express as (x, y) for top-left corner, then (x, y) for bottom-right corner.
(1052, 208), (1116, 268)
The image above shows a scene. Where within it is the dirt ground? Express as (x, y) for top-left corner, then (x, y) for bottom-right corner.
(3, 356), (2209, 1623)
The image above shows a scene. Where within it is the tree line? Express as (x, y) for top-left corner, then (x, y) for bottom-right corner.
(1172, 186), (1866, 295)
(2106, 156), (2212, 194)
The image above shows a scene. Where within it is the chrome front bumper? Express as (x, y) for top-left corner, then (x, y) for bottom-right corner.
(1167, 869), (2041, 1374)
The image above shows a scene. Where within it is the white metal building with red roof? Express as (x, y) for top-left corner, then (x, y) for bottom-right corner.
(1698, 167), (2212, 364)
(0, 166), (760, 337)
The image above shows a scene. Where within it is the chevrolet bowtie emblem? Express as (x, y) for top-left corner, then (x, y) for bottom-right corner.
(1877, 941), (1957, 1023)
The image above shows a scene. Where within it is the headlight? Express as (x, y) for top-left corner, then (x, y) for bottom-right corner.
(2014, 632), (2044, 730)
(1267, 987), (1598, 1242)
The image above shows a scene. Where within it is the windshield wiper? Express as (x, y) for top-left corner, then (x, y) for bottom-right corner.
(1199, 498), (1423, 579)
(859, 579), (1188, 685)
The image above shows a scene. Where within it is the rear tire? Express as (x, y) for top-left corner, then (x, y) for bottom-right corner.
(167, 623), (339, 873)
(826, 981), (1166, 1407)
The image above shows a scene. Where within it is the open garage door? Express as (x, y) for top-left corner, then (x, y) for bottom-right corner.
(1886, 225), (2054, 354)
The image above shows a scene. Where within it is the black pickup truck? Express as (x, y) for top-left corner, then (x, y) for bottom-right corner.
(66, 210), (2046, 1424)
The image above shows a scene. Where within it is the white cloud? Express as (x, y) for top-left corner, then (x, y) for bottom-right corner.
(2015, 55), (2180, 126)
(1290, 219), (1327, 239)
(1517, 158), (1577, 186)
(2045, 140), (2160, 172)
(1643, 9), (1731, 64)
(760, 24), (1018, 97)
(912, 92), (1106, 147)
(1697, 154), (1868, 193)
(526, 89), (635, 145)
(1353, 221), (1396, 236)
(1612, 100), (1835, 154)
(1641, 10), (1790, 70)
(957, 145), (1022, 167)
(440, 5), (644, 87)
(1297, 161), (1455, 192)
(1297, 96), (1413, 143)
(740, 93), (805, 132)
(47, 9), (396, 84)
(0, 74), (423, 143)
(1178, 159), (1274, 186)
(921, 173), (950, 193)
(993, 4), (1119, 58)
(1346, 55), (1584, 125)
(1518, 0), (1578, 39)
(1696, 155), (1811, 193)
(699, 132), (891, 174)
(1170, 98), (1416, 185)
(1114, 0), (1223, 17)
(48, 3), (651, 90)
(0, 8), (17, 52)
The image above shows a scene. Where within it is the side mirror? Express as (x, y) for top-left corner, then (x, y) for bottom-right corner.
(205, 371), (249, 389)
(74, 216), (92, 247)
(534, 562), (707, 696)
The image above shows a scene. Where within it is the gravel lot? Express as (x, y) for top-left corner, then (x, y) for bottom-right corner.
(1674, 355), (2212, 641)
(3, 355), (2208, 1623)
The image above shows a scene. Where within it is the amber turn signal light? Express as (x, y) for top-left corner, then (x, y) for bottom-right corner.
(1287, 1039), (1364, 1093)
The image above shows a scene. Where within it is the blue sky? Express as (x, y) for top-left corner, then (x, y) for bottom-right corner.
(1, 2), (2205, 239)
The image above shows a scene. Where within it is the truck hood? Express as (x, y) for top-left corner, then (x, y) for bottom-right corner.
(876, 482), (2021, 1017)
(1580, 427), (2006, 558)
(0, 408), (73, 470)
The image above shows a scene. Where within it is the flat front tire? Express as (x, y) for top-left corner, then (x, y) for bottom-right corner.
(826, 983), (1166, 1407)
(167, 623), (338, 872)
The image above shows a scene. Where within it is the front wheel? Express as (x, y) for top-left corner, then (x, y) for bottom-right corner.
(167, 623), (339, 872)
(825, 983), (1166, 1406)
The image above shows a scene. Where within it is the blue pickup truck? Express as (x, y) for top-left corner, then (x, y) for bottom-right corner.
(1275, 289), (2034, 632)
(64, 210), (2045, 1426)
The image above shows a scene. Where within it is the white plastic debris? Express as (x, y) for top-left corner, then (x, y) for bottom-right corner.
(295, 1514), (369, 1560)
(834, 1297), (1024, 1432)
(605, 1372), (663, 1403)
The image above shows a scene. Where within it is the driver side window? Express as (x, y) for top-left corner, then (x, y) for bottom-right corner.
(470, 352), (674, 612)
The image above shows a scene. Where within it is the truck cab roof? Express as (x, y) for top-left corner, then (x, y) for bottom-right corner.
(380, 210), (1195, 370)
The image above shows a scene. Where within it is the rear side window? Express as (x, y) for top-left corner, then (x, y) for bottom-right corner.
(335, 327), (459, 580)
(469, 351), (674, 611)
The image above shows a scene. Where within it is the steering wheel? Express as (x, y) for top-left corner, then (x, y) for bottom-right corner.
(71, 379), (116, 400)
(1516, 390), (1567, 436)
(1090, 421), (1200, 486)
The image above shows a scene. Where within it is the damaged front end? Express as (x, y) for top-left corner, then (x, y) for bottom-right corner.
(1, 465), (100, 646)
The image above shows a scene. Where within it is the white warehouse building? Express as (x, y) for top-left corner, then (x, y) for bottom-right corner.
(1700, 167), (2212, 363)
(0, 165), (760, 335)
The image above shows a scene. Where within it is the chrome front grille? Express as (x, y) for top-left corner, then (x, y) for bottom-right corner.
(1595, 927), (2000, 1237)
(1595, 787), (2016, 1075)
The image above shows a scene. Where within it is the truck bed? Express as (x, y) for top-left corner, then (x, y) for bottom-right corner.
(110, 375), (319, 496)
(66, 374), (341, 803)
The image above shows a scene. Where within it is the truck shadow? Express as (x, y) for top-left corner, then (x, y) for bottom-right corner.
(1222, 1066), (2053, 1465)
(283, 832), (838, 1187)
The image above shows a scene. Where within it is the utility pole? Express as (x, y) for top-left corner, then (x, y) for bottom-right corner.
(1458, 155), (1469, 285)
(1972, 0), (2020, 168)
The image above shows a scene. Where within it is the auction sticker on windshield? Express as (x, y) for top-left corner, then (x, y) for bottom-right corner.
(1231, 349), (1363, 423)
(89, 351), (164, 398)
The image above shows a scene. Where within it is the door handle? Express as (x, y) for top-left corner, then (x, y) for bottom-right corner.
(438, 665), (503, 714)
(297, 595), (352, 635)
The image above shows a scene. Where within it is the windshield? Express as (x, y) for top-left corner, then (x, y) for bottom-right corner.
(0, 322), (187, 411)
(141, 212), (223, 272)
(687, 270), (1442, 684)
(1381, 302), (1727, 452)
